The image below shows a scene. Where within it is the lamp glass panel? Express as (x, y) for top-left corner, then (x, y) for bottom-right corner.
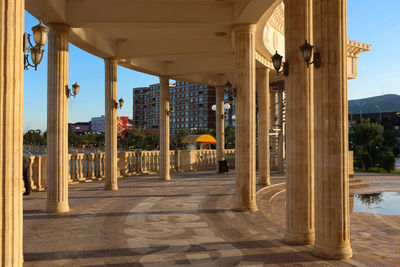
(32, 22), (49, 47)
(119, 98), (124, 108)
(272, 52), (283, 72)
(72, 83), (80, 96)
(30, 47), (43, 66)
(211, 104), (216, 111)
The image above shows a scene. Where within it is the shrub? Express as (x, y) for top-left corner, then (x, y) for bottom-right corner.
(361, 153), (373, 171)
(379, 153), (395, 173)
(393, 146), (400, 157)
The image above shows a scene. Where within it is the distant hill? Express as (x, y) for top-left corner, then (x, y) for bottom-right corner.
(348, 94), (400, 114)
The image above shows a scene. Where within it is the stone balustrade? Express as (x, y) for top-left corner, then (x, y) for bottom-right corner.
(23, 149), (236, 191)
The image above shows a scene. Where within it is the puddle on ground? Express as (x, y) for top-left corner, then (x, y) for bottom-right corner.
(351, 192), (400, 215)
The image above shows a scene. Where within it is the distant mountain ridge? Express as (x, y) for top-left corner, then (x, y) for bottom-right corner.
(348, 94), (400, 114)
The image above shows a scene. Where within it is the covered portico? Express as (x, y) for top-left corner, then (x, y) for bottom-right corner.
(1, 0), (370, 265)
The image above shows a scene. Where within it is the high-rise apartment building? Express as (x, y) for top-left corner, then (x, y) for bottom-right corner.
(132, 82), (216, 135)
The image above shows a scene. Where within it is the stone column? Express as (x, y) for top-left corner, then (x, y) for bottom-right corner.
(233, 24), (257, 211)
(257, 68), (271, 185)
(216, 85), (225, 168)
(313, 0), (352, 259)
(159, 76), (170, 181)
(0, 0), (24, 264)
(277, 87), (285, 174)
(284, 0), (315, 245)
(46, 24), (70, 213)
(104, 58), (118, 190)
(270, 90), (277, 129)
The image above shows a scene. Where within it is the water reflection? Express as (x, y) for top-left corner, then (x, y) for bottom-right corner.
(356, 192), (383, 206)
(353, 192), (400, 215)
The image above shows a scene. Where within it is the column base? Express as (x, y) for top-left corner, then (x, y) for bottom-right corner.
(233, 202), (258, 212)
(46, 202), (70, 213)
(160, 175), (170, 181)
(258, 179), (271, 186)
(313, 242), (353, 260)
(284, 230), (315, 246)
(105, 184), (118, 191)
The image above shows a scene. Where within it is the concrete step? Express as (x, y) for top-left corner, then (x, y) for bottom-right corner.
(350, 182), (370, 190)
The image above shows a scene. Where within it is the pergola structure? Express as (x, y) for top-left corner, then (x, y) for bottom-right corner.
(0, 0), (370, 265)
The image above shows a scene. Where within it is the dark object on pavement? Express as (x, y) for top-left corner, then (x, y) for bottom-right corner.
(218, 160), (229, 173)
(23, 158), (31, 195)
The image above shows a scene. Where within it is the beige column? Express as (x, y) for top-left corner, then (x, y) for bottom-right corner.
(284, 0), (314, 245)
(277, 87), (285, 174)
(233, 24), (257, 211)
(216, 85), (225, 167)
(270, 90), (277, 129)
(104, 58), (118, 190)
(159, 76), (170, 181)
(46, 24), (70, 213)
(0, 0), (24, 264)
(313, 0), (352, 259)
(257, 68), (270, 185)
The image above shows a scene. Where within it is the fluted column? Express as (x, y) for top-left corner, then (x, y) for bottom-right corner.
(284, 0), (314, 245)
(277, 87), (285, 174)
(160, 76), (170, 181)
(313, 0), (352, 259)
(216, 85), (225, 168)
(104, 58), (118, 190)
(270, 89), (278, 169)
(0, 0), (24, 264)
(257, 68), (270, 185)
(46, 24), (70, 213)
(233, 24), (257, 211)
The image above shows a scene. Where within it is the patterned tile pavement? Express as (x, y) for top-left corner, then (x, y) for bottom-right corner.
(23, 171), (400, 266)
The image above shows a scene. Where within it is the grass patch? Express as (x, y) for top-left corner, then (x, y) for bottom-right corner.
(354, 166), (400, 174)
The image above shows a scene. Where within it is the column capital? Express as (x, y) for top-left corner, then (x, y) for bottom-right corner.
(104, 58), (118, 64)
(47, 23), (70, 32)
(233, 23), (256, 33)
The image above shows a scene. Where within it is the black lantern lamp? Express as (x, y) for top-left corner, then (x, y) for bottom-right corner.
(166, 106), (174, 116)
(114, 98), (124, 109)
(66, 82), (80, 98)
(224, 80), (237, 97)
(24, 21), (49, 71)
(271, 51), (289, 76)
(299, 40), (321, 68)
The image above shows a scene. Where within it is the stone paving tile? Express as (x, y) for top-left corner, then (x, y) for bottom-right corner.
(23, 171), (399, 266)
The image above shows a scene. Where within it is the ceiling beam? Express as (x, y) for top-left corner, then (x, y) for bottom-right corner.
(66, 0), (235, 28)
(116, 37), (233, 59)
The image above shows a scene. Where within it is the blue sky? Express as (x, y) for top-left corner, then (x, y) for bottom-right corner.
(24, 1), (400, 132)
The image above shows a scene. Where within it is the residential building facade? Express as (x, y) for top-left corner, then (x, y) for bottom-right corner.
(133, 82), (216, 135)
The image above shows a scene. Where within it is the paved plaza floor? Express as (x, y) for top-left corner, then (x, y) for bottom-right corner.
(23, 171), (400, 266)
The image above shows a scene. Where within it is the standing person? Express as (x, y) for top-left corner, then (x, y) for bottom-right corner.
(23, 158), (31, 195)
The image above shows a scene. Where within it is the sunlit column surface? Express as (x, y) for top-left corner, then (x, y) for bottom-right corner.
(257, 68), (271, 186)
(216, 85), (225, 168)
(313, 0), (353, 259)
(284, 0), (315, 245)
(160, 76), (170, 181)
(46, 24), (70, 213)
(0, 0), (24, 264)
(233, 24), (257, 211)
(104, 58), (118, 190)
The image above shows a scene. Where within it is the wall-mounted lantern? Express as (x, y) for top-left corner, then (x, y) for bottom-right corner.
(113, 98), (124, 109)
(299, 40), (321, 68)
(166, 106), (174, 116)
(24, 21), (49, 71)
(271, 51), (289, 76)
(66, 82), (80, 98)
(224, 80), (237, 97)
(211, 103), (231, 120)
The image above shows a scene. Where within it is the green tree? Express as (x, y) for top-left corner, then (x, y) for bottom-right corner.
(225, 125), (235, 149)
(350, 119), (382, 154)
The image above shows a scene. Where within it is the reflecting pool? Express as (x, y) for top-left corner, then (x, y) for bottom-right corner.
(353, 192), (400, 215)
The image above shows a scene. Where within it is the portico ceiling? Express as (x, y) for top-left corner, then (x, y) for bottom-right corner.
(26, 0), (370, 85)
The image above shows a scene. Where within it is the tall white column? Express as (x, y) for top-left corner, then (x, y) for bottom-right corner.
(159, 76), (170, 181)
(284, 0), (315, 245)
(234, 24), (257, 211)
(216, 85), (225, 168)
(257, 68), (271, 186)
(46, 24), (70, 213)
(313, 0), (352, 259)
(0, 0), (24, 264)
(104, 58), (118, 190)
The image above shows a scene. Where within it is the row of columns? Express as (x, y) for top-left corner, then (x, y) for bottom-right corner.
(0, 0), (351, 263)
(229, 0), (352, 260)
